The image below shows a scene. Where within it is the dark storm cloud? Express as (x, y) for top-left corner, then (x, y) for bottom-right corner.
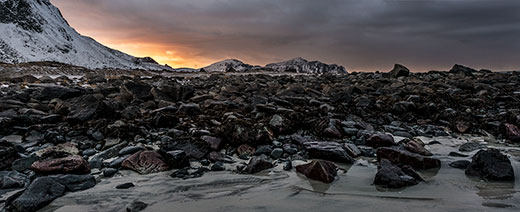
(52, 0), (520, 71)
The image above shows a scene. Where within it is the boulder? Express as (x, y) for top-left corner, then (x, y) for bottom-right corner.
(160, 150), (190, 169)
(7, 177), (66, 212)
(0, 171), (29, 189)
(366, 133), (395, 148)
(450, 64), (477, 76)
(388, 64), (410, 78)
(304, 141), (354, 163)
(465, 149), (515, 181)
(30, 155), (91, 175)
(245, 155), (273, 174)
(296, 160), (337, 183)
(66, 94), (112, 122)
(121, 81), (153, 101)
(377, 147), (441, 169)
(374, 159), (423, 188)
(121, 151), (169, 174)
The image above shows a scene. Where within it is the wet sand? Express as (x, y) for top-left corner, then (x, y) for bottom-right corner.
(39, 136), (520, 212)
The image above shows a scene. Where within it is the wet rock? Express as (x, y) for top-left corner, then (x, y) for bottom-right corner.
(210, 161), (226, 171)
(245, 155), (273, 174)
(201, 136), (222, 151)
(66, 94), (113, 122)
(0, 135), (22, 145)
(103, 168), (118, 177)
(283, 160), (293, 171)
(459, 142), (484, 152)
(0, 142), (19, 170)
(119, 146), (145, 156)
(270, 148), (284, 159)
(89, 142), (127, 169)
(126, 200), (148, 212)
(387, 64), (410, 78)
(48, 174), (96, 192)
(254, 145), (273, 156)
(30, 155), (91, 175)
(116, 182), (135, 189)
(160, 150), (190, 169)
(296, 160), (338, 183)
(465, 149), (515, 181)
(374, 159), (422, 188)
(449, 160), (470, 169)
(0, 171), (29, 189)
(366, 133), (395, 148)
(449, 152), (468, 157)
(304, 141), (354, 163)
(121, 151), (169, 174)
(377, 147), (441, 169)
(237, 144), (255, 156)
(7, 177), (66, 212)
(344, 143), (362, 158)
(11, 157), (38, 172)
(402, 139), (432, 156)
(504, 123), (520, 143)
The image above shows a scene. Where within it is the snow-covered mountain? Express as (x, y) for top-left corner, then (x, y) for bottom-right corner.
(0, 0), (171, 70)
(265, 57), (347, 74)
(200, 59), (258, 72)
(201, 58), (347, 74)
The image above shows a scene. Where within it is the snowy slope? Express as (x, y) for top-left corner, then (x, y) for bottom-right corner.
(200, 59), (258, 72)
(265, 57), (347, 74)
(0, 0), (171, 70)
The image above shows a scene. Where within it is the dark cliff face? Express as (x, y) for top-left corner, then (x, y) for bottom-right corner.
(0, 0), (45, 33)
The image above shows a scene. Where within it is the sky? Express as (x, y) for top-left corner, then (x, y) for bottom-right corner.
(51, 0), (520, 72)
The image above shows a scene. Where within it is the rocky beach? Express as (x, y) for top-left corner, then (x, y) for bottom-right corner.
(0, 63), (519, 211)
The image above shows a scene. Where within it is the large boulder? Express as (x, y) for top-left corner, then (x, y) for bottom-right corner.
(377, 147), (441, 169)
(30, 155), (91, 175)
(121, 151), (169, 174)
(7, 177), (66, 212)
(304, 141), (354, 163)
(465, 149), (515, 181)
(374, 159), (423, 188)
(366, 133), (395, 148)
(388, 64), (410, 78)
(296, 160), (337, 183)
(245, 155), (273, 174)
(66, 94), (113, 122)
(449, 64), (477, 76)
(47, 174), (96, 192)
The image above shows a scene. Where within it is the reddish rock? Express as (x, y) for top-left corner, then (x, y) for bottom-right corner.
(296, 160), (337, 183)
(30, 155), (90, 175)
(377, 147), (440, 169)
(402, 139), (432, 156)
(504, 123), (520, 143)
(366, 133), (395, 148)
(121, 151), (169, 174)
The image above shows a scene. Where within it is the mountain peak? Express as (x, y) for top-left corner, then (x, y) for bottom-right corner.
(0, 0), (171, 70)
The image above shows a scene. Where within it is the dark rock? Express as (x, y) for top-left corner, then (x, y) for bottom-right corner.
(48, 174), (96, 192)
(392, 101), (416, 113)
(270, 148), (284, 159)
(36, 86), (82, 101)
(304, 141), (354, 163)
(245, 155), (273, 174)
(121, 81), (153, 101)
(177, 103), (201, 116)
(30, 155), (91, 175)
(366, 133), (395, 148)
(459, 142), (484, 152)
(296, 160), (337, 183)
(449, 160), (470, 169)
(161, 150), (190, 169)
(7, 177), (66, 212)
(66, 94), (113, 122)
(103, 168), (118, 177)
(449, 152), (469, 157)
(450, 64), (477, 76)
(0, 142), (19, 170)
(388, 64), (410, 78)
(161, 141), (207, 159)
(283, 160), (292, 171)
(465, 149), (515, 181)
(374, 159), (422, 188)
(237, 144), (255, 156)
(402, 139), (432, 156)
(121, 151), (169, 174)
(119, 146), (145, 156)
(201, 136), (222, 151)
(377, 147), (441, 169)
(116, 182), (135, 189)
(11, 157), (38, 172)
(344, 143), (361, 158)
(254, 145), (273, 156)
(121, 106), (142, 120)
(126, 200), (148, 212)
(0, 171), (29, 189)
(210, 161), (226, 171)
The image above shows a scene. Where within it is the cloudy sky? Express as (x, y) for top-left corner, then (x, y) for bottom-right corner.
(51, 0), (520, 72)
